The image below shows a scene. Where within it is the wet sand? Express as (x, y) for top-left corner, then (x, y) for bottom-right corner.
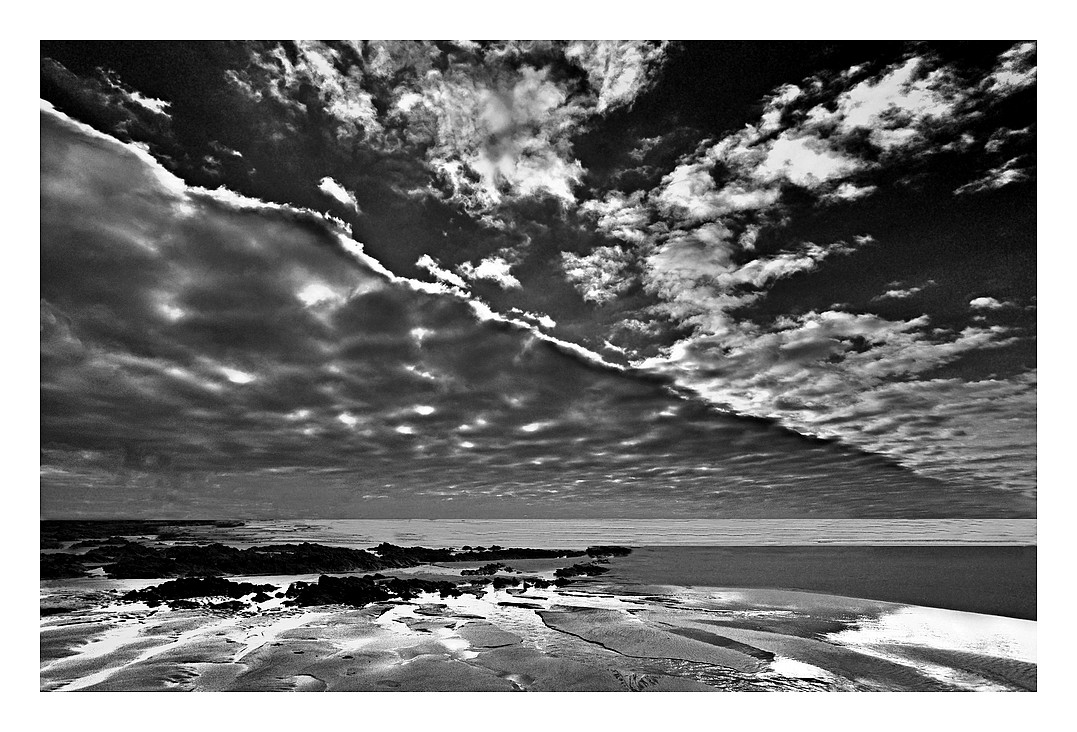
(40, 549), (1036, 692)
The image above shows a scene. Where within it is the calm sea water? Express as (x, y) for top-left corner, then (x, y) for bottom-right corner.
(169, 518), (1035, 549)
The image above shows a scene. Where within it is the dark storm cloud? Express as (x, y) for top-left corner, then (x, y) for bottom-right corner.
(40, 103), (1031, 519)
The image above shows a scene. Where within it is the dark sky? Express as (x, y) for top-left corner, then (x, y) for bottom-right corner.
(39, 41), (1036, 519)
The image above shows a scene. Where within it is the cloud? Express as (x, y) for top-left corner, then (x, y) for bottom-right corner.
(954, 157), (1031, 195)
(508, 308), (556, 329)
(872, 281), (934, 301)
(969, 296), (1010, 310)
(635, 308), (1027, 497)
(811, 55), (963, 151)
(807, 372), (1036, 497)
(317, 176), (362, 212)
(416, 254), (469, 290)
(531, 45), (1036, 503)
(580, 190), (650, 243)
(642, 235), (862, 336)
(643, 43), (1038, 234)
(653, 155), (781, 224)
(229, 41), (381, 139)
(563, 41), (668, 113)
(985, 125), (1033, 154)
(822, 182), (878, 203)
(43, 101), (1025, 519)
(753, 132), (864, 188)
(458, 256), (522, 289)
(228, 41), (670, 216)
(41, 58), (174, 140)
(404, 62), (586, 208)
(985, 42), (1037, 93)
(561, 246), (636, 304)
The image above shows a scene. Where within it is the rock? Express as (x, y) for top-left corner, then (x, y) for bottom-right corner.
(285, 574), (461, 608)
(70, 536), (132, 549)
(554, 562), (611, 579)
(585, 546), (633, 557)
(121, 577), (277, 603)
(460, 562), (516, 576)
(86, 540), (584, 580)
(168, 599), (201, 610)
(208, 600), (246, 611)
(40, 553), (89, 579)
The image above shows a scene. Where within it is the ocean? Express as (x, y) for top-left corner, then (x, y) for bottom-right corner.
(157, 518), (1036, 549)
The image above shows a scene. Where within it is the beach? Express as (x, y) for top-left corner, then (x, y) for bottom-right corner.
(40, 521), (1037, 692)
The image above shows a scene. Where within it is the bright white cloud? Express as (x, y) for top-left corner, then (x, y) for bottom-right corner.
(296, 282), (344, 308)
(458, 256), (521, 289)
(221, 367), (256, 385)
(969, 296), (1008, 310)
(317, 176), (361, 212)
(508, 308), (556, 329)
(416, 255), (469, 290)
(561, 246), (636, 305)
(754, 133), (863, 188)
(564, 41), (667, 112)
(985, 42), (1037, 92)
(875, 287), (919, 301)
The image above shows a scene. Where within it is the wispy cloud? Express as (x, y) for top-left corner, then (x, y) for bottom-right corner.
(872, 281), (935, 301)
(954, 157), (1031, 195)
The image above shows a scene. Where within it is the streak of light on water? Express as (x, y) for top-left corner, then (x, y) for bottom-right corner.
(826, 605), (1036, 663)
(824, 604), (1036, 690)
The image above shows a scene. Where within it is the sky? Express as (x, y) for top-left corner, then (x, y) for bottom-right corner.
(39, 41), (1037, 519)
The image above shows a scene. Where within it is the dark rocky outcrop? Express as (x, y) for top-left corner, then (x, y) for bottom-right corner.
(553, 562), (611, 579)
(586, 546), (633, 557)
(285, 575), (461, 607)
(460, 562), (517, 576)
(207, 600), (247, 611)
(40, 520), (243, 544)
(40, 553), (90, 579)
(121, 576), (276, 604)
(84, 542), (386, 579)
(45, 541), (589, 580)
(490, 576), (523, 590)
(448, 546), (584, 562)
(70, 536), (132, 549)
